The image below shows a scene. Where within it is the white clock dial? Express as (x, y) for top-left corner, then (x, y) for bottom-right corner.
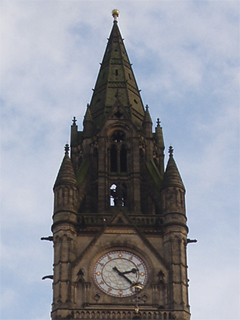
(93, 250), (148, 297)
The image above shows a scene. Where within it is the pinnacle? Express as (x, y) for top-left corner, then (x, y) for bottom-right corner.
(72, 116), (77, 126)
(143, 105), (152, 124)
(84, 105), (93, 122)
(64, 143), (70, 155)
(54, 146), (77, 189)
(168, 145), (174, 157)
(155, 118), (164, 149)
(161, 147), (185, 190)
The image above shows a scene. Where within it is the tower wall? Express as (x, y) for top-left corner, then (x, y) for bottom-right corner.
(161, 173), (190, 318)
(51, 160), (78, 318)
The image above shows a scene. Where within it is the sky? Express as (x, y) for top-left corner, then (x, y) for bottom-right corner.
(0, 1), (239, 320)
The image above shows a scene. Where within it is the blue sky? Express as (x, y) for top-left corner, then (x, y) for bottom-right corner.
(0, 1), (239, 319)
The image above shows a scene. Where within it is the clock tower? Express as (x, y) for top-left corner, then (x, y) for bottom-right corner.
(47, 10), (193, 320)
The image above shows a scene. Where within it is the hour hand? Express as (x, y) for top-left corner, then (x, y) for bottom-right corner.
(112, 266), (121, 275)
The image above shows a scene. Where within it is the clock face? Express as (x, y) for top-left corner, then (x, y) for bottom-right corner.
(93, 250), (148, 297)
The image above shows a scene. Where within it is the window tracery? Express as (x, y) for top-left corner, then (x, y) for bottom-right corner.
(110, 130), (127, 173)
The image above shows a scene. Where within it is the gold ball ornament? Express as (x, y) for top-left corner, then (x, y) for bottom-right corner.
(112, 9), (120, 20)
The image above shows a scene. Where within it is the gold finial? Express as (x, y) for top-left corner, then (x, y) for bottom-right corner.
(112, 9), (119, 21)
(135, 307), (139, 313)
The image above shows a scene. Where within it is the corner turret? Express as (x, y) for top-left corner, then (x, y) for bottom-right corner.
(51, 144), (78, 315)
(161, 146), (186, 218)
(53, 144), (78, 225)
(161, 147), (189, 315)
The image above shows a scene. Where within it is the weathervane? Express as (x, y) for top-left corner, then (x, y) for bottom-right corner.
(112, 9), (120, 21)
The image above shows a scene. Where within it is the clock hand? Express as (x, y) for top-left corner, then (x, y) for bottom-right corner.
(112, 266), (133, 284)
(112, 266), (121, 275)
(122, 268), (139, 275)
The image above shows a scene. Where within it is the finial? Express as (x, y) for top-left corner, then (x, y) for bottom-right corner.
(157, 118), (161, 126)
(169, 145), (174, 156)
(65, 144), (70, 155)
(112, 9), (119, 21)
(146, 104), (149, 110)
(72, 116), (77, 125)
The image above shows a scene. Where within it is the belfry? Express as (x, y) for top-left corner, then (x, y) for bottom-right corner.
(45, 10), (193, 320)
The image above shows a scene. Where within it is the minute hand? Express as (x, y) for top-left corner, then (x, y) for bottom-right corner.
(112, 266), (133, 284)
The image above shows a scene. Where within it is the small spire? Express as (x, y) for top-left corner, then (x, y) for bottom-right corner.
(72, 116), (77, 125)
(112, 9), (119, 22)
(155, 118), (164, 151)
(143, 104), (152, 125)
(54, 145), (77, 190)
(169, 145), (174, 157)
(161, 146), (185, 191)
(65, 144), (70, 155)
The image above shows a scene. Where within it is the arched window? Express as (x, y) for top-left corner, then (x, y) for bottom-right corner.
(110, 145), (117, 172)
(120, 145), (127, 172)
(110, 130), (128, 174)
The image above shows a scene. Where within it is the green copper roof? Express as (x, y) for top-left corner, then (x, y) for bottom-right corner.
(89, 20), (145, 129)
(76, 158), (90, 188)
(146, 159), (163, 192)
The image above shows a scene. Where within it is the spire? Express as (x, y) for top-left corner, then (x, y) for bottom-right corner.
(161, 146), (185, 190)
(89, 11), (145, 129)
(54, 144), (77, 189)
